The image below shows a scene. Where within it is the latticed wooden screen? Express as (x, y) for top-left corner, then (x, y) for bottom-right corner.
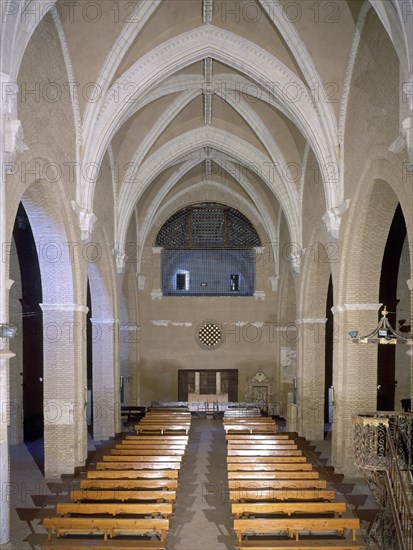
(156, 203), (260, 248)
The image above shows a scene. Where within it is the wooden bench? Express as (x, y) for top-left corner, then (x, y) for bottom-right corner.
(223, 418), (275, 423)
(138, 419), (191, 425)
(116, 443), (186, 450)
(228, 480), (327, 490)
(70, 489), (176, 503)
(228, 445), (299, 451)
(40, 538), (166, 550)
(123, 435), (188, 443)
(228, 471), (319, 480)
(43, 517), (169, 541)
(138, 416), (191, 422)
(110, 448), (185, 456)
(224, 413), (261, 419)
(96, 461), (181, 471)
(228, 449), (302, 457)
(121, 406), (146, 422)
(146, 408), (191, 413)
(228, 440), (295, 446)
(224, 424), (278, 434)
(226, 435), (290, 441)
(56, 502), (173, 518)
(231, 501), (347, 518)
(135, 424), (190, 434)
(227, 463), (312, 472)
(233, 517), (360, 542)
(227, 456), (307, 464)
(80, 479), (178, 490)
(229, 489), (336, 502)
(87, 470), (178, 480)
(234, 540), (363, 549)
(102, 455), (182, 463)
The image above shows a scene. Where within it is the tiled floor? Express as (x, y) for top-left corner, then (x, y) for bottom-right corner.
(0, 418), (378, 550)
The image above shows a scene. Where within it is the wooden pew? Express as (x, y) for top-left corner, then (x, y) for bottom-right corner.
(122, 434), (189, 443)
(87, 469), (178, 480)
(80, 479), (177, 490)
(110, 448), (185, 456)
(231, 501), (347, 518)
(227, 456), (307, 464)
(227, 449), (303, 457)
(123, 435), (188, 443)
(102, 455), (182, 463)
(227, 444), (299, 451)
(234, 542), (363, 549)
(70, 489), (176, 503)
(223, 422), (275, 426)
(228, 471), (319, 480)
(227, 439), (295, 446)
(227, 463), (312, 472)
(56, 502), (173, 518)
(229, 489), (336, 502)
(43, 516), (169, 542)
(135, 424), (190, 434)
(224, 424), (277, 434)
(138, 416), (191, 422)
(121, 406), (146, 422)
(228, 480), (327, 490)
(115, 443), (186, 450)
(226, 434), (290, 441)
(233, 517), (360, 542)
(138, 419), (191, 425)
(96, 461), (181, 471)
(41, 538), (166, 550)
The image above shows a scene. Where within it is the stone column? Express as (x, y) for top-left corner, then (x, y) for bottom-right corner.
(296, 317), (327, 442)
(40, 303), (88, 477)
(91, 317), (120, 440)
(331, 304), (380, 476)
(0, 72), (22, 544)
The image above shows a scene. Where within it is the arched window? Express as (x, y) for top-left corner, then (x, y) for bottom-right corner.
(156, 203), (260, 296)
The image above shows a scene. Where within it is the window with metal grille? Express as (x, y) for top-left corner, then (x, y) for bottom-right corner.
(157, 203), (260, 297)
(161, 249), (255, 296)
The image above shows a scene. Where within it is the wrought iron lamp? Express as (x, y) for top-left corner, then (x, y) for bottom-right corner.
(348, 306), (413, 345)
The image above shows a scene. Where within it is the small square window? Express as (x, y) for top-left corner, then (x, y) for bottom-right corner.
(230, 274), (239, 291)
(176, 273), (187, 290)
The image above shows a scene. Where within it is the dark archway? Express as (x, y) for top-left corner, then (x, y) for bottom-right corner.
(12, 203), (43, 442)
(377, 204), (407, 411)
(324, 274), (334, 433)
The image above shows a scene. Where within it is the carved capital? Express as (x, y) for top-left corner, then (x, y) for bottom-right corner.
(4, 119), (29, 169)
(268, 275), (279, 292)
(403, 74), (413, 111)
(114, 250), (126, 274)
(136, 274), (146, 291)
(1, 73), (18, 117)
(401, 115), (413, 162)
(71, 201), (97, 241)
(322, 199), (350, 239)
